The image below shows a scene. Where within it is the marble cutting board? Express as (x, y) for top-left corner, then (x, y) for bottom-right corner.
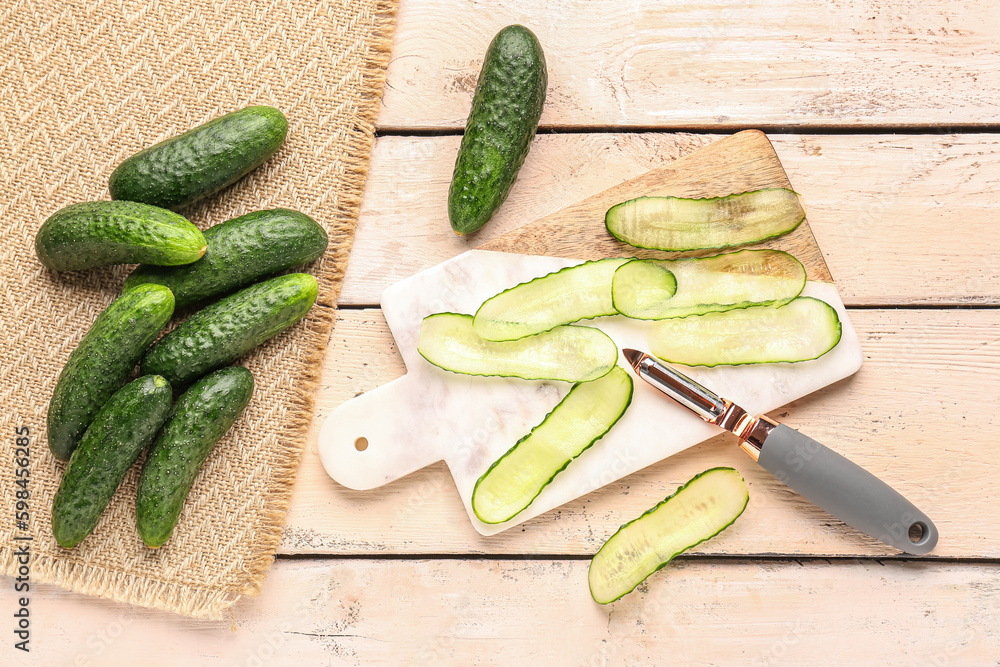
(318, 130), (864, 536)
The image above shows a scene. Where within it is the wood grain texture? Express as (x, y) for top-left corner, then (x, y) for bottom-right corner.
(379, 0), (1000, 130)
(5, 558), (997, 664)
(284, 308), (1000, 557)
(479, 130), (833, 281)
(342, 132), (1000, 306)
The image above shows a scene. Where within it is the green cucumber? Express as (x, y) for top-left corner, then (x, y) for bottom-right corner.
(123, 208), (328, 308)
(472, 366), (633, 524)
(589, 467), (749, 604)
(605, 188), (805, 252)
(51, 375), (172, 548)
(48, 284), (175, 460)
(418, 312), (617, 382)
(648, 296), (842, 367)
(473, 258), (634, 341)
(35, 201), (206, 271)
(448, 25), (547, 235)
(135, 366), (254, 547)
(109, 106), (288, 210)
(612, 250), (806, 320)
(140, 273), (317, 386)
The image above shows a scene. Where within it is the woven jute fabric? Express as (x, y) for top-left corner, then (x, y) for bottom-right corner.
(0, 0), (397, 619)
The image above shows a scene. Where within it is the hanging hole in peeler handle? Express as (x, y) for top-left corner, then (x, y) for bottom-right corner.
(908, 521), (928, 545)
(354, 437), (369, 452)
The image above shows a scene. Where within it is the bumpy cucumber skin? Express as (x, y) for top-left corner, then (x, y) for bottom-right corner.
(51, 375), (172, 549)
(47, 284), (175, 461)
(135, 366), (254, 548)
(589, 467), (749, 604)
(123, 209), (329, 308)
(448, 25), (547, 235)
(35, 201), (207, 271)
(140, 273), (318, 386)
(109, 106), (288, 210)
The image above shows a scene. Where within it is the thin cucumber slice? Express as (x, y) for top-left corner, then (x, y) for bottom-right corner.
(612, 250), (806, 320)
(648, 296), (842, 367)
(605, 188), (805, 251)
(474, 258), (636, 341)
(589, 467), (748, 604)
(418, 312), (618, 382)
(472, 366), (633, 524)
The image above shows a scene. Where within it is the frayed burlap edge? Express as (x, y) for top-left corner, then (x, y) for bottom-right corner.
(3, 0), (399, 620)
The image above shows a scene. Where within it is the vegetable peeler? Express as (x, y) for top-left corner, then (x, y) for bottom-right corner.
(622, 348), (938, 555)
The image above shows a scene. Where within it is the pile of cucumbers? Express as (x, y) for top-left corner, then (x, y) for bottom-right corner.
(40, 106), (329, 549)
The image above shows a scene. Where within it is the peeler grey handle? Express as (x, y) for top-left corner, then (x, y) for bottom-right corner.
(757, 424), (938, 555)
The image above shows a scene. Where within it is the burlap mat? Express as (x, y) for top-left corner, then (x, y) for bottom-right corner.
(0, 0), (397, 619)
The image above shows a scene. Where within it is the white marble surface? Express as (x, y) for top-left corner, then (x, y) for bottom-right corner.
(318, 250), (864, 536)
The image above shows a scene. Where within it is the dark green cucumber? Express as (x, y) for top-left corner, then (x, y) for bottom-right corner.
(589, 467), (749, 604)
(47, 284), (175, 460)
(109, 106), (288, 210)
(448, 25), (547, 235)
(123, 208), (328, 308)
(135, 366), (254, 547)
(140, 273), (318, 386)
(51, 375), (172, 548)
(35, 201), (206, 271)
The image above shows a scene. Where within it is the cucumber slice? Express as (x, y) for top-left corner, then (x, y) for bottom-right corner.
(418, 313), (618, 382)
(612, 250), (806, 320)
(589, 467), (748, 604)
(472, 366), (633, 524)
(605, 188), (805, 251)
(474, 258), (635, 341)
(647, 296), (842, 367)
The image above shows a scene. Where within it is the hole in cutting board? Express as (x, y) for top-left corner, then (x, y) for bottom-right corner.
(908, 522), (926, 543)
(354, 437), (369, 452)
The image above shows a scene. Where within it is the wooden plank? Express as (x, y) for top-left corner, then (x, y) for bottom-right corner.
(479, 130), (833, 281)
(379, 0), (1000, 130)
(5, 558), (998, 663)
(342, 132), (1000, 306)
(284, 308), (1000, 557)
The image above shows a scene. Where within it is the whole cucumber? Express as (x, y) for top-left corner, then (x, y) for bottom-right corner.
(123, 208), (328, 308)
(140, 273), (318, 386)
(136, 366), (254, 547)
(448, 25), (547, 235)
(51, 375), (172, 548)
(35, 201), (206, 271)
(48, 284), (175, 460)
(109, 106), (288, 210)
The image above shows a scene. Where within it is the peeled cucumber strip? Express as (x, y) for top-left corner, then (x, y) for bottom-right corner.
(648, 296), (842, 367)
(474, 258), (635, 341)
(605, 188), (805, 252)
(418, 313), (618, 382)
(589, 467), (748, 604)
(612, 250), (806, 320)
(472, 366), (633, 524)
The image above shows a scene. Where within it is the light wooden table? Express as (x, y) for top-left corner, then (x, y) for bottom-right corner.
(6, 1), (1000, 664)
